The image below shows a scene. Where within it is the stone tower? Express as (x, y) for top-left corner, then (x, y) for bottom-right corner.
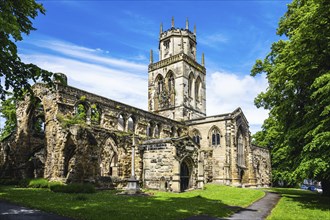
(148, 18), (206, 121)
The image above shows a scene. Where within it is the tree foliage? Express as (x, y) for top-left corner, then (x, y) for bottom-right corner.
(251, 0), (330, 195)
(0, 96), (16, 141)
(0, 0), (53, 100)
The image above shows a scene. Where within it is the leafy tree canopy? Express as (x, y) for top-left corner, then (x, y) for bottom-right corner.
(0, 96), (16, 141)
(0, 0), (53, 100)
(251, 0), (330, 195)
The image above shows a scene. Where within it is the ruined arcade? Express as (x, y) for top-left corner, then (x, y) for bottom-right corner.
(0, 19), (271, 192)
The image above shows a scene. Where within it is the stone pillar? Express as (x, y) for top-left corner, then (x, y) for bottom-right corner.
(197, 151), (204, 189)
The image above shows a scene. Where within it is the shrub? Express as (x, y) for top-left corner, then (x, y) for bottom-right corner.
(50, 183), (96, 194)
(28, 178), (49, 188)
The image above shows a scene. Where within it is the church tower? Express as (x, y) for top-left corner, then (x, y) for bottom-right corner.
(148, 18), (206, 121)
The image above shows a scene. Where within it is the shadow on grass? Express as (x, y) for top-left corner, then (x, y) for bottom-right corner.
(270, 188), (330, 212)
(0, 187), (246, 220)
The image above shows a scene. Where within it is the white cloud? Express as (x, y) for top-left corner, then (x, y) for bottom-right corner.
(26, 39), (146, 72)
(206, 71), (269, 134)
(199, 33), (228, 47)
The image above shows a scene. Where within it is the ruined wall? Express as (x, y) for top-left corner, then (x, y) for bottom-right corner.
(252, 145), (272, 187)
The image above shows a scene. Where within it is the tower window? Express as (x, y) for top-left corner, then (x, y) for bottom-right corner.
(164, 40), (170, 50)
(192, 129), (201, 144)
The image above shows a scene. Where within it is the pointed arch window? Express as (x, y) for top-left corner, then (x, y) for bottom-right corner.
(117, 114), (125, 131)
(156, 75), (164, 95)
(195, 77), (202, 102)
(127, 117), (135, 132)
(237, 132), (245, 167)
(188, 73), (194, 97)
(192, 130), (201, 144)
(211, 128), (220, 146)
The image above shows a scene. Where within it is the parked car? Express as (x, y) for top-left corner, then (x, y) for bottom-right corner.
(308, 185), (316, 191)
(316, 187), (323, 193)
(300, 184), (308, 190)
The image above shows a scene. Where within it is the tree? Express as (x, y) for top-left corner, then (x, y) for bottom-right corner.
(0, 96), (16, 141)
(0, 0), (53, 100)
(251, 0), (330, 195)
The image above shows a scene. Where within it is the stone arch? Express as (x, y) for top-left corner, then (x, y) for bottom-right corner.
(74, 100), (90, 123)
(99, 137), (119, 177)
(127, 115), (136, 133)
(90, 103), (102, 125)
(180, 156), (194, 192)
(154, 123), (161, 138)
(117, 113), (125, 131)
(63, 136), (76, 181)
(208, 126), (221, 147)
(146, 121), (154, 137)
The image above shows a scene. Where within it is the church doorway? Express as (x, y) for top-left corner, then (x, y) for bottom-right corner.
(180, 159), (192, 192)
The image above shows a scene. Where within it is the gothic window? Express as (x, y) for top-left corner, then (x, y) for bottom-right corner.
(75, 102), (88, 121)
(192, 129), (201, 144)
(195, 77), (202, 102)
(163, 40), (170, 50)
(91, 104), (101, 125)
(156, 74), (164, 95)
(167, 72), (175, 93)
(188, 72), (194, 97)
(146, 122), (153, 137)
(237, 132), (245, 167)
(211, 128), (220, 146)
(127, 117), (135, 132)
(171, 126), (176, 137)
(154, 124), (160, 138)
(117, 114), (125, 131)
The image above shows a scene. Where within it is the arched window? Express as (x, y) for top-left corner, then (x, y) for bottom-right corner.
(192, 129), (201, 144)
(117, 114), (125, 131)
(188, 72), (194, 97)
(167, 72), (175, 93)
(154, 124), (160, 138)
(75, 102), (88, 121)
(211, 128), (220, 146)
(195, 76), (202, 102)
(91, 104), (101, 125)
(237, 132), (245, 167)
(127, 117), (135, 132)
(146, 122), (153, 137)
(156, 74), (164, 94)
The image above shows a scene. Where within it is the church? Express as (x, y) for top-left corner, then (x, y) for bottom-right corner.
(0, 19), (271, 192)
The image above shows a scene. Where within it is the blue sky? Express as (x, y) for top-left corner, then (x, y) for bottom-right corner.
(1, 0), (292, 134)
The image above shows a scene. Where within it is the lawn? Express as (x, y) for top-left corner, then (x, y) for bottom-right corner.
(267, 188), (330, 220)
(0, 184), (264, 220)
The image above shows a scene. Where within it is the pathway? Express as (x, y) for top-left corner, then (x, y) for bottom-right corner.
(0, 200), (73, 220)
(185, 191), (280, 220)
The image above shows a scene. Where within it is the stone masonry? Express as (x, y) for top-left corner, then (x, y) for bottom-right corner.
(0, 19), (271, 192)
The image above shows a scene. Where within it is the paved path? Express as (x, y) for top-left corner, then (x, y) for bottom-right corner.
(185, 191), (280, 220)
(0, 200), (73, 220)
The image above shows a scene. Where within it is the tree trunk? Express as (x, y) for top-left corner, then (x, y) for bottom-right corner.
(321, 179), (330, 197)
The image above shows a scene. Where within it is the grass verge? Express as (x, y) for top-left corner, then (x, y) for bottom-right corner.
(266, 188), (330, 220)
(0, 184), (264, 220)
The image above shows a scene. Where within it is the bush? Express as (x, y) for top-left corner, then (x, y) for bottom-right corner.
(28, 178), (49, 188)
(0, 178), (19, 186)
(50, 183), (96, 194)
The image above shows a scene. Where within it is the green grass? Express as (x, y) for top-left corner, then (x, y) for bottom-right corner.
(0, 184), (264, 220)
(266, 188), (330, 220)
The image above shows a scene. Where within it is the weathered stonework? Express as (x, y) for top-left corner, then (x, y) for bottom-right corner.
(0, 20), (271, 191)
